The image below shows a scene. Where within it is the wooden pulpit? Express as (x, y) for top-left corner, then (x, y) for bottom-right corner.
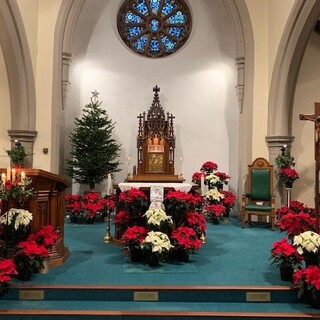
(0, 169), (71, 267)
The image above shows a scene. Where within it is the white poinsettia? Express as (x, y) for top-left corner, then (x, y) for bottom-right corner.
(143, 209), (173, 226)
(205, 189), (224, 202)
(141, 231), (173, 254)
(293, 231), (320, 254)
(205, 174), (220, 184)
(0, 208), (33, 230)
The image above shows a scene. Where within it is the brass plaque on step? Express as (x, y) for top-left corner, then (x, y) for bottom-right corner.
(19, 290), (44, 300)
(134, 291), (159, 301)
(246, 292), (271, 302)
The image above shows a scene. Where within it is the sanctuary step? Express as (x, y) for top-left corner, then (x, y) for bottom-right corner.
(0, 284), (319, 319)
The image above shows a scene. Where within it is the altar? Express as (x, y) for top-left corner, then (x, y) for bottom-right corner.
(118, 182), (194, 193)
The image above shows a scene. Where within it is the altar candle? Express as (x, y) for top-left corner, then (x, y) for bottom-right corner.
(1, 173), (6, 184)
(21, 171), (26, 183)
(6, 167), (11, 181)
(106, 174), (112, 196)
(11, 168), (16, 181)
(200, 175), (205, 195)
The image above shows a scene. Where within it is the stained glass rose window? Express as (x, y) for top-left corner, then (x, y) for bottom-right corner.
(117, 0), (192, 58)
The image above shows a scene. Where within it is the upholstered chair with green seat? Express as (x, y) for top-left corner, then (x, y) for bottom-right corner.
(241, 158), (275, 230)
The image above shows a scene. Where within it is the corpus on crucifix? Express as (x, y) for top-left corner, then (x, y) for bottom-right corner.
(299, 102), (320, 233)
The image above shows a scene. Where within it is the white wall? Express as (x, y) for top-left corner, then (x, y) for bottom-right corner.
(66, 0), (238, 195)
(292, 32), (320, 207)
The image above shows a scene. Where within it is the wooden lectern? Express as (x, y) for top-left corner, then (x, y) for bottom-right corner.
(0, 169), (71, 267)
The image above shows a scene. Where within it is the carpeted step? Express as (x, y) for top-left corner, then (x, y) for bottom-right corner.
(0, 300), (319, 320)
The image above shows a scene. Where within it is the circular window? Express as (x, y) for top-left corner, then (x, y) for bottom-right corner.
(117, 0), (192, 58)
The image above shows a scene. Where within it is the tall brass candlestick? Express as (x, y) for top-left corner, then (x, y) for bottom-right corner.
(103, 202), (112, 244)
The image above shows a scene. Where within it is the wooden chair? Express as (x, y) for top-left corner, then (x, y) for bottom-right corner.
(241, 158), (275, 230)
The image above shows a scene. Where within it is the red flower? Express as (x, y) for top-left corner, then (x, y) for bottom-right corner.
(276, 212), (315, 238)
(293, 266), (320, 296)
(0, 259), (18, 283)
(215, 172), (231, 183)
(114, 210), (130, 224)
(205, 204), (226, 217)
(17, 240), (49, 259)
(119, 188), (147, 203)
(278, 168), (299, 182)
(192, 172), (206, 183)
(220, 191), (236, 208)
(200, 161), (218, 173)
(185, 212), (206, 233)
(121, 226), (148, 246)
(171, 226), (202, 251)
(27, 225), (59, 249)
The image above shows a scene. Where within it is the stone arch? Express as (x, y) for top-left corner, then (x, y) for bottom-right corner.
(0, 0), (37, 164)
(267, 0), (320, 146)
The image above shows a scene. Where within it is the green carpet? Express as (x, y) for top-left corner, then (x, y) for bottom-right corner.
(19, 216), (286, 286)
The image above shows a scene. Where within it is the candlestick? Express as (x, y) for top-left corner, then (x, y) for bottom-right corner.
(201, 176), (205, 195)
(106, 173), (112, 196)
(11, 168), (16, 181)
(21, 171), (26, 183)
(1, 173), (6, 184)
(6, 167), (11, 181)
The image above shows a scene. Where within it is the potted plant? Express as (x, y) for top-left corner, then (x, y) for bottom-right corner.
(270, 237), (302, 281)
(140, 231), (173, 267)
(184, 212), (206, 237)
(278, 167), (299, 188)
(293, 231), (320, 267)
(293, 266), (320, 308)
(191, 172), (206, 185)
(275, 151), (295, 170)
(121, 226), (148, 262)
(204, 203), (226, 224)
(143, 208), (173, 232)
(0, 208), (33, 248)
(205, 173), (221, 190)
(276, 212), (315, 241)
(14, 239), (49, 281)
(0, 258), (17, 296)
(200, 161), (218, 174)
(118, 188), (148, 219)
(5, 140), (27, 167)
(66, 92), (121, 191)
(171, 226), (202, 262)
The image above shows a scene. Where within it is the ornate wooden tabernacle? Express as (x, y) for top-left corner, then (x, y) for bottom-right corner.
(128, 85), (183, 182)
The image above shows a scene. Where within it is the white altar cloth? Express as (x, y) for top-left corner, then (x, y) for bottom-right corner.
(118, 182), (193, 193)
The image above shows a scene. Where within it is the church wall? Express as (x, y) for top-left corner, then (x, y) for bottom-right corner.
(32, 0), (62, 171)
(0, 45), (11, 168)
(66, 0), (239, 195)
(292, 32), (320, 207)
(16, 0), (39, 78)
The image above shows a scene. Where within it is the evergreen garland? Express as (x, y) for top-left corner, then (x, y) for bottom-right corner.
(66, 92), (121, 190)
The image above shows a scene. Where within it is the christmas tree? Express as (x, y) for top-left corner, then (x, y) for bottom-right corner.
(67, 91), (121, 190)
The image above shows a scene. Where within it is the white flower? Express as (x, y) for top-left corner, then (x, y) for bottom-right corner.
(293, 231), (320, 254)
(206, 174), (220, 184)
(0, 208), (33, 230)
(205, 189), (224, 202)
(141, 231), (173, 254)
(143, 209), (173, 226)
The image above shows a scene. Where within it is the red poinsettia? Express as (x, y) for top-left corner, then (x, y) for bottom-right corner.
(171, 226), (202, 252)
(114, 210), (130, 225)
(0, 258), (18, 283)
(119, 188), (147, 203)
(278, 168), (299, 183)
(276, 212), (315, 239)
(121, 226), (148, 249)
(200, 161), (218, 173)
(27, 225), (59, 250)
(270, 238), (302, 269)
(192, 172), (206, 184)
(185, 212), (206, 235)
(214, 172), (231, 185)
(293, 266), (320, 300)
(205, 204), (226, 218)
(220, 191), (236, 208)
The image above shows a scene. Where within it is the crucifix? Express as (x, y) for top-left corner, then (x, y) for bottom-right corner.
(299, 102), (320, 233)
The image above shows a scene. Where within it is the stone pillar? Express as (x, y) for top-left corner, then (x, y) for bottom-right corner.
(235, 56), (245, 114)
(7, 130), (38, 168)
(266, 135), (295, 208)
